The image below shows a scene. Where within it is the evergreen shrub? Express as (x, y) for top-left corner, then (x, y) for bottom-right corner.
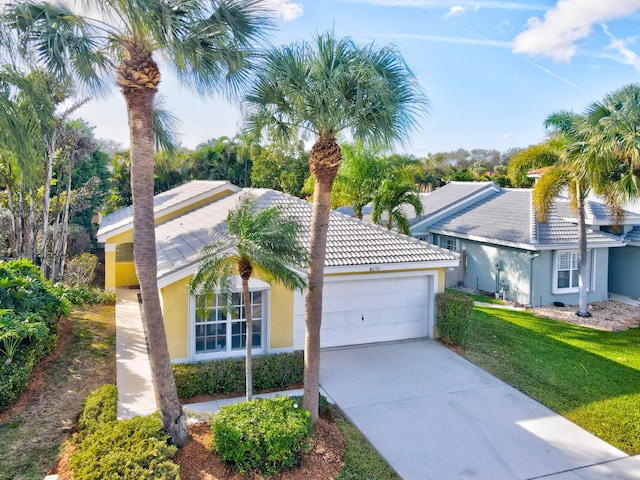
(436, 291), (474, 346)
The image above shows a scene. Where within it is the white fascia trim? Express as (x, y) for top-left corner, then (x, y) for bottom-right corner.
(428, 228), (625, 252)
(104, 243), (117, 252)
(411, 184), (500, 230)
(323, 261), (457, 276)
(97, 183), (241, 242)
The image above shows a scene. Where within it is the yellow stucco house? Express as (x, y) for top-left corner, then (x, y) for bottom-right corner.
(97, 181), (459, 363)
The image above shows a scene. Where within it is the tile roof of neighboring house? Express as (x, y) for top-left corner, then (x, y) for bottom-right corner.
(414, 181), (496, 221)
(424, 185), (625, 250)
(150, 188), (458, 283)
(97, 180), (238, 240)
(623, 226), (640, 246)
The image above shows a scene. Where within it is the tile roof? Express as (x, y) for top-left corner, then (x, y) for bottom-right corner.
(97, 180), (237, 239)
(153, 188), (458, 282)
(425, 185), (624, 250)
(624, 226), (640, 246)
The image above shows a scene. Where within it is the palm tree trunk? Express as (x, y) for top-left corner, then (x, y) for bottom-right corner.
(303, 135), (341, 423)
(121, 63), (187, 445)
(576, 186), (590, 317)
(241, 272), (253, 401)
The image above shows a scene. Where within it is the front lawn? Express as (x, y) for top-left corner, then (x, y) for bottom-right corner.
(464, 306), (640, 454)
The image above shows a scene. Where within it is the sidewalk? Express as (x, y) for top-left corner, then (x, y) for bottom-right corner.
(115, 288), (157, 419)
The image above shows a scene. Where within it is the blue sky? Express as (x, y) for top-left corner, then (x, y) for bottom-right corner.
(76, 0), (640, 157)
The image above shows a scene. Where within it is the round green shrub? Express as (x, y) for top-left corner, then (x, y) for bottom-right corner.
(211, 396), (313, 476)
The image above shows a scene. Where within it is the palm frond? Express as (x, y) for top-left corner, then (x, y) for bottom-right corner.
(152, 94), (182, 154)
(532, 166), (569, 222)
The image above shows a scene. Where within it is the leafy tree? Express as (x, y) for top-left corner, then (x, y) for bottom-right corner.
(507, 144), (559, 187)
(250, 136), (309, 197)
(244, 32), (426, 421)
(188, 135), (253, 187)
(189, 195), (307, 400)
(4, 0), (273, 445)
(417, 153), (449, 192)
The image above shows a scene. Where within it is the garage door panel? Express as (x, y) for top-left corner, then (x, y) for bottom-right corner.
(293, 275), (431, 349)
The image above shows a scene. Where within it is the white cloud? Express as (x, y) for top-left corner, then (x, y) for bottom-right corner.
(444, 5), (465, 18)
(601, 24), (640, 73)
(512, 0), (640, 61)
(263, 0), (303, 21)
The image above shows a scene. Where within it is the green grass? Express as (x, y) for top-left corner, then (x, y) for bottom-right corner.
(446, 288), (505, 305)
(464, 306), (640, 454)
(333, 407), (400, 480)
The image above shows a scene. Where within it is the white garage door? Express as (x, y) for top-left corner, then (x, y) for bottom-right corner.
(294, 274), (431, 349)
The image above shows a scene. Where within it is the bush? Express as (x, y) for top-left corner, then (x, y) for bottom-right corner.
(54, 284), (116, 306)
(63, 252), (99, 287)
(436, 292), (474, 346)
(70, 414), (178, 480)
(173, 351), (304, 399)
(211, 396), (312, 475)
(77, 384), (118, 436)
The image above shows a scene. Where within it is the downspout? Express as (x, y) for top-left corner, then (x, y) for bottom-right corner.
(529, 251), (540, 307)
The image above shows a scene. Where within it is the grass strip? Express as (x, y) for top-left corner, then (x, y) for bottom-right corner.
(464, 306), (640, 454)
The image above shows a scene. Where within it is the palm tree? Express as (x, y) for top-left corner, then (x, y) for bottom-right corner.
(582, 83), (640, 212)
(533, 112), (595, 317)
(371, 175), (423, 234)
(4, 0), (273, 445)
(189, 194), (307, 401)
(330, 141), (386, 218)
(244, 32), (427, 422)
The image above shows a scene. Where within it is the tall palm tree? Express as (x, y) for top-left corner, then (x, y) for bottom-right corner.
(371, 175), (423, 234)
(533, 112), (596, 317)
(244, 32), (427, 422)
(4, 0), (273, 445)
(582, 83), (640, 212)
(189, 194), (307, 401)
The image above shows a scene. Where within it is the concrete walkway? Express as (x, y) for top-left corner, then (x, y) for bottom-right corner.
(115, 288), (157, 419)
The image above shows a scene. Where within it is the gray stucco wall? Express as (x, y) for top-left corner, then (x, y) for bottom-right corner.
(609, 246), (640, 298)
(530, 248), (609, 306)
(461, 241), (610, 307)
(462, 242), (532, 305)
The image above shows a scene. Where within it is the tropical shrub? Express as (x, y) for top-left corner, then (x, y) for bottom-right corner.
(436, 292), (474, 346)
(77, 384), (118, 437)
(0, 260), (67, 410)
(211, 396), (312, 475)
(70, 414), (178, 480)
(173, 351), (304, 399)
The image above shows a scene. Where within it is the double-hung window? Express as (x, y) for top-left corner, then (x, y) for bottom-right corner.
(194, 291), (264, 355)
(553, 250), (594, 293)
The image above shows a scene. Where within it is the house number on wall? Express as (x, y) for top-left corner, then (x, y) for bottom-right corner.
(369, 267), (380, 271)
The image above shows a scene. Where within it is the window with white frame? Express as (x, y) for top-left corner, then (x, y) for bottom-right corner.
(553, 250), (594, 293)
(556, 251), (579, 290)
(194, 291), (264, 355)
(440, 236), (460, 252)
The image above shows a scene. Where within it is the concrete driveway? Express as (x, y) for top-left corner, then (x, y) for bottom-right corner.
(319, 340), (635, 480)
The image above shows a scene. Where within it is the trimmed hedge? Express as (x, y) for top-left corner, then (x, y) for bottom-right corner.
(77, 384), (118, 437)
(436, 291), (474, 346)
(173, 351), (304, 399)
(71, 385), (178, 480)
(211, 396), (312, 476)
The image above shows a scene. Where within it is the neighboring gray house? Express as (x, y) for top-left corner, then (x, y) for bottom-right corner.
(408, 182), (640, 307)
